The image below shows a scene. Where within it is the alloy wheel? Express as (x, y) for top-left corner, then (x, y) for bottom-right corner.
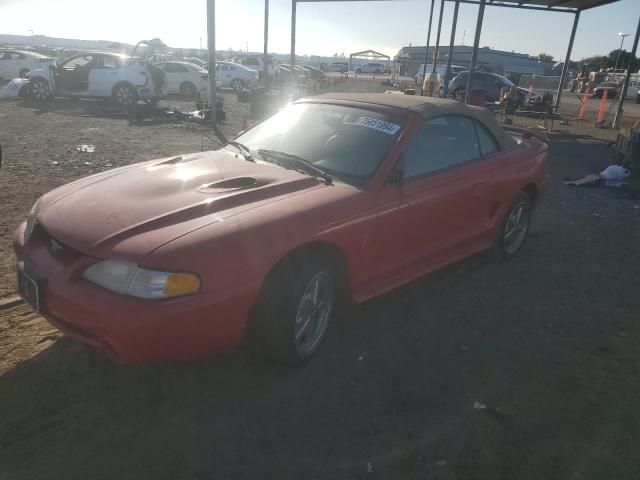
(503, 201), (530, 256)
(31, 79), (50, 100)
(115, 85), (135, 106)
(293, 271), (333, 356)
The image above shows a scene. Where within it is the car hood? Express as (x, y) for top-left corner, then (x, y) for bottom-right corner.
(36, 150), (325, 260)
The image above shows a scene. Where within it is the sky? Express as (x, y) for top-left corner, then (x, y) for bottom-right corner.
(0, 0), (638, 61)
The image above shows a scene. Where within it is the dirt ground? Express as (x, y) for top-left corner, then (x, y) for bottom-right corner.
(1, 78), (640, 479)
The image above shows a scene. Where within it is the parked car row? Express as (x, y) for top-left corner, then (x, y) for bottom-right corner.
(0, 48), (55, 79)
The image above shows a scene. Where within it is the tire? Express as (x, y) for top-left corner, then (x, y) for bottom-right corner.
(179, 81), (197, 98)
(247, 254), (338, 365)
(19, 68), (29, 78)
(112, 82), (138, 107)
(29, 77), (52, 101)
(231, 78), (245, 92)
(494, 192), (532, 260)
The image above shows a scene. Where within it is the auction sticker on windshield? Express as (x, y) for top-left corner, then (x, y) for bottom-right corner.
(355, 117), (401, 135)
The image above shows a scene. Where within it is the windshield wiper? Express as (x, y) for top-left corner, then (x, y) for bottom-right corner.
(257, 149), (332, 185)
(226, 141), (254, 162)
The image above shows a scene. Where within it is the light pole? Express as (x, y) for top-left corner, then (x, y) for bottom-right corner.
(615, 32), (630, 71)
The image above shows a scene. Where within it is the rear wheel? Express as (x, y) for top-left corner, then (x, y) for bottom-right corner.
(231, 78), (245, 91)
(179, 81), (197, 98)
(494, 192), (532, 260)
(29, 77), (52, 101)
(112, 82), (138, 107)
(247, 255), (337, 365)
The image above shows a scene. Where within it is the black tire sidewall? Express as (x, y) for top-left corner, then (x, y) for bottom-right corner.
(180, 82), (196, 97)
(494, 192), (532, 260)
(247, 255), (337, 364)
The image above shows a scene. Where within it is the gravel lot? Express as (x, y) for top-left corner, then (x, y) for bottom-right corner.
(1, 78), (640, 480)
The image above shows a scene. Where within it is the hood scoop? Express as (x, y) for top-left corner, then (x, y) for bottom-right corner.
(198, 176), (260, 193)
(150, 154), (203, 168)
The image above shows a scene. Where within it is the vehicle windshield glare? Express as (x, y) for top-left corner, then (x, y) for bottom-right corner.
(233, 103), (403, 183)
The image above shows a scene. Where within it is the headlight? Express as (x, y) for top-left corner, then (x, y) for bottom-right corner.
(23, 202), (38, 243)
(83, 260), (200, 299)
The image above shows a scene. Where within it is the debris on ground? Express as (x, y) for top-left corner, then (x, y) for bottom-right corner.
(435, 460), (447, 468)
(76, 144), (96, 153)
(563, 174), (600, 186)
(600, 165), (631, 188)
(473, 401), (487, 410)
(0, 78), (29, 98)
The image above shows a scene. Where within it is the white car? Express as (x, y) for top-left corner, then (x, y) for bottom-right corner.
(355, 62), (387, 74)
(26, 52), (167, 106)
(155, 61), (209, 98)
(230, 55), (278, 79)
(0, 49), (55, 79)
(215, 61), (259, 90)
(183, 57), (206, 68)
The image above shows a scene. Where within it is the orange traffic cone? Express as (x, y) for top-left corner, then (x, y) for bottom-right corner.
(597, 89), (608, 124)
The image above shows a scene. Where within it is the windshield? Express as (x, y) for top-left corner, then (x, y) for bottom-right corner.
(232, 103), (403, 184)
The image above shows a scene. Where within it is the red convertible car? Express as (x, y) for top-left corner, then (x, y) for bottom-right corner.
(14, 93), (548, 364)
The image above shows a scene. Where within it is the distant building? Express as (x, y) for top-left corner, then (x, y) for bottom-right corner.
(395, 45), (556, 79)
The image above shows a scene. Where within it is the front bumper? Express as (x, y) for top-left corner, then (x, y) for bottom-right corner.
(13, 223), (257, 364)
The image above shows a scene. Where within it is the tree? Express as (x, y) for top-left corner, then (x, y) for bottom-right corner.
(607, 49), (637, 70)
(538, 53), (554, 62)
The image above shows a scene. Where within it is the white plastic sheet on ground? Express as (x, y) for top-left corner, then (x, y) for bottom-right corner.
(0, 78), (28, 98)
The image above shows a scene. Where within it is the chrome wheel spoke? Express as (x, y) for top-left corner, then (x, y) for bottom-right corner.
(293, 271), (333, 356)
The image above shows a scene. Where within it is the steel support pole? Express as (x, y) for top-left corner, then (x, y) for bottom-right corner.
(554, 11), (579, 111)
(290, 0), (297, 84)
(264, 0), (269, 87)
(613, 16), (640, 129)
(430, 0), (445, 81)
(206, 0), (216, 125)
(420, 0), (436, 95)
(443, 0), (460, 98)
(464, 0), (485, 104)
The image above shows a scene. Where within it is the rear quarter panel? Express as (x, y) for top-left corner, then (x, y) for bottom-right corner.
(489, 135), (548, 233)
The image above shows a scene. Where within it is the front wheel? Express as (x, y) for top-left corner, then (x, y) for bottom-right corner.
(248, 256), (337, 364)
(231, 78), (245, 92)
(29, 77), (52, 101)
(494, 192), (532, 260)
(179, 81), (197, 98)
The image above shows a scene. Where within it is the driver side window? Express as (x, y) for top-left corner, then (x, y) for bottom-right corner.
(403, 116), (482, 179)
(63, 56), (92, 70)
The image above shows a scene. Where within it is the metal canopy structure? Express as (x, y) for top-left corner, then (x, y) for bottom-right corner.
(447, 0), (620, 13)
(349, 49), (391, 71)
(433, 0), (626, 111)
(287, 0), (633, 124)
